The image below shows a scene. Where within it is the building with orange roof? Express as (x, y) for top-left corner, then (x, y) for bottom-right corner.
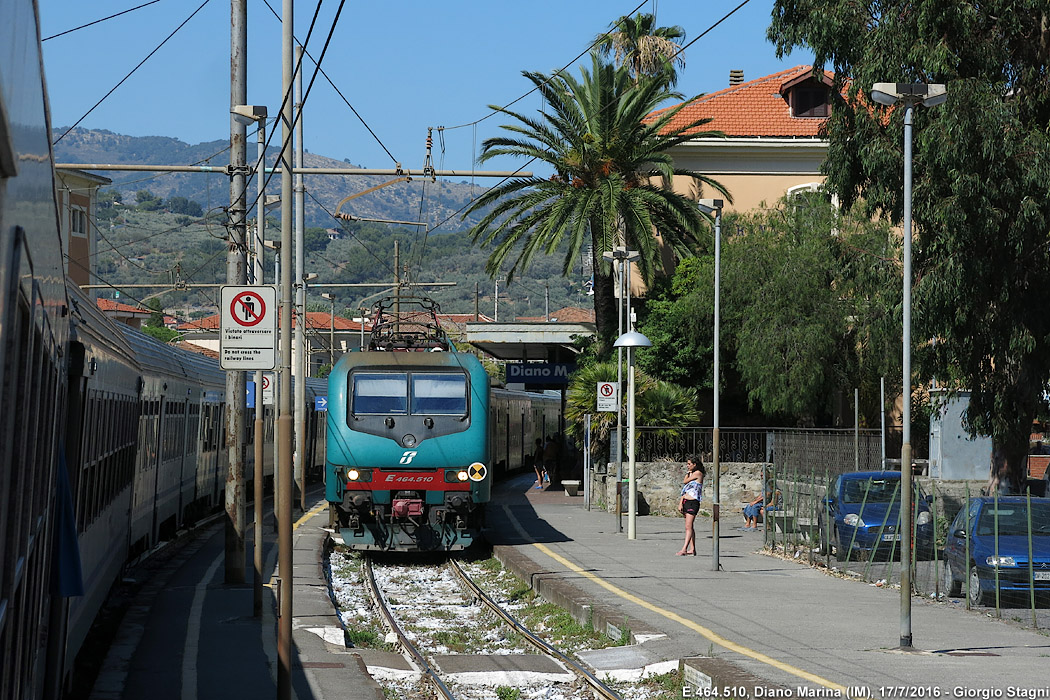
(657, 66), (835, 213)
(177, 309), (370, 376)
(95, 297), (151, 329)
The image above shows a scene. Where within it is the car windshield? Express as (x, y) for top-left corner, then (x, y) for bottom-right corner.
(842, 478), (902, 504)
(976, 503), (1050, 537)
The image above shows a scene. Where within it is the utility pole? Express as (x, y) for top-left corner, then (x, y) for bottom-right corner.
(293, 44), (307, 515)
(277, 0), (294, 695)
(225, 0), (248, 586)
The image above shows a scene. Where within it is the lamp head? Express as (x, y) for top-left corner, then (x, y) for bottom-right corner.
(613, 331), (652, 348)
(231, 104), (268, 125)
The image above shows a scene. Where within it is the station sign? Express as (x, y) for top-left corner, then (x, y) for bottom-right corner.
(506, 362), (575, 389)
(220, 286), (277, 370)
(314, 396), (328, 412)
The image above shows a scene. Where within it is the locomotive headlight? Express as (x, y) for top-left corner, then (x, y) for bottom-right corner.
(457, 470), (469, 482)
(402, 434), (417, 448)
(347, 469), (360, 481)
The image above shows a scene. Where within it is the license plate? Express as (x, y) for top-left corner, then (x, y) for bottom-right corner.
(1035, 571), (1050, 581)
(882, 533), (901, 542)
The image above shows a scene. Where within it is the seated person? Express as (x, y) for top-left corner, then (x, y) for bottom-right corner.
(743, 494), (765, 530)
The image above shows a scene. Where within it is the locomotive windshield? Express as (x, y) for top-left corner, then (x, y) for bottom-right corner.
(352, 374), (408, 414)
(411, 373), (467, 415)
(351, 371), (467, 416)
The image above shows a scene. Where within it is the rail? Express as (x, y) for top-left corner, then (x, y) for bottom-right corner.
(361, 556), (457, 700)
(448, 559), (623, 700)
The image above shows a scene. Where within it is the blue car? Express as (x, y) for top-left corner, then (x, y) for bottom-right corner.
(817, 471), (935, 560)
(943, 496), (1050, 606)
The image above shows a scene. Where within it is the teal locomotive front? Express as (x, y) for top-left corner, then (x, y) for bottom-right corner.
(326, 350), (490, 550)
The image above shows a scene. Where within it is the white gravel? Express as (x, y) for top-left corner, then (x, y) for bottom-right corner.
(327, 551), (671, 699)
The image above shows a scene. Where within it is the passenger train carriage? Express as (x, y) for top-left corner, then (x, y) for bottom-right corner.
(0, 6), (329, 694)
(326, 297), (560, 552)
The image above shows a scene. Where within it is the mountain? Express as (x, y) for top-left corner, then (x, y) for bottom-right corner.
(53, 127), (487, 230)
(64, 129), (595, 323)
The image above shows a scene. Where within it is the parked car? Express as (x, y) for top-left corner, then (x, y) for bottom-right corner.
(942, 496), (1050, 606)
(817, 471), (935, 561)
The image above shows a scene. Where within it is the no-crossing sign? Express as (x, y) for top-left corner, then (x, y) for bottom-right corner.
(597, 381), (618, 412)
(220, 286), (277, 370)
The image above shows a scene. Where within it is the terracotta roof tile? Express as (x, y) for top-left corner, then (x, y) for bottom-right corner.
(96, 298), (150, 314)
(652, 66), (834, 138)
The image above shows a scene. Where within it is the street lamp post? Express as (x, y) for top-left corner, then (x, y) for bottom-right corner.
(232, 103), (268, 616)
(602, 247), (639, 533)
(321, 293), (336, 367)
(698, 199), (723, 571)
(870, 81), (947, 650)
(613, 330), (652, 540)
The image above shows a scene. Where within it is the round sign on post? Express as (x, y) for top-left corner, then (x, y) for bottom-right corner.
(230, 290), (267, 327)
(597, 381), (618, 412)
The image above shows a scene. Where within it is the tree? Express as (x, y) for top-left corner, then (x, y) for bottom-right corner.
(595, 13), (686, 85)
(564, 361), (699, 461)
(166, 196), (203, 217)
(135, 189), (163, 211)
(640, 195), (900, 427)
(464, 53), (730, 355)
(769, 1), (1050, 492)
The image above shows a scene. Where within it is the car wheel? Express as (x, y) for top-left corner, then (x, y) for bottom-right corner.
(968, 564), (992, 607)
(817, 518), (829, 556)
(831, 527), (849, 561)
(943, 561), (962, 598)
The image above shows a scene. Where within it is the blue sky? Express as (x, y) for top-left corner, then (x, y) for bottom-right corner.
(40, 0), (814, 174)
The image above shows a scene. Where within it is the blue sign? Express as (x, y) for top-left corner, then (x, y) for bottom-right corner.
(314, 396), (328, 412)
(246, 381), (256, 408)
(506, 362), (575, 388)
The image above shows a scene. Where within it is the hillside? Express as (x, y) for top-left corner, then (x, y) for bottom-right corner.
(54, 127), (487, 230)
(90, 201), (594, 326)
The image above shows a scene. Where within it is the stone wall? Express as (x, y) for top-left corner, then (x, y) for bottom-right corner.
(589, 461), (769, 517)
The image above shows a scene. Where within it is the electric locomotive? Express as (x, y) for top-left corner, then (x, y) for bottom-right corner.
(326, 297), (490, 551)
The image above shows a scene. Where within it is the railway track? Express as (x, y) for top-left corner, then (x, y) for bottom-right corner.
(360, 555), (623, 700)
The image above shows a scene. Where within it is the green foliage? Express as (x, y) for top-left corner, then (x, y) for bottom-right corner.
(495, 688), (521, 700)
(640, 196), (900, 427)
(564, 361), (699, 460)
(165, 196), (202, 217)
(142, 325), (178, 343)
(465, 52), (729, 355)
(135, 189), (163, 211)
(595, 12), (686, 84)
(769, 0), (1050, 489)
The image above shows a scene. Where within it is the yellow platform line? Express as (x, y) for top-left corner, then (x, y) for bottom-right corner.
(532, 541), (849, 694)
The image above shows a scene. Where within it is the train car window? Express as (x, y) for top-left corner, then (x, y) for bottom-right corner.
(411, 373), (467, 415)
(352, 373), (408, 415)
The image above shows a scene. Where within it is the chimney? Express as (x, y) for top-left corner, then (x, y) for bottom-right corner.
(729, 69), (744, 86)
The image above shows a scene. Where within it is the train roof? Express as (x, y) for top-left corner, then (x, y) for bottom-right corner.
(67, 284), (139, 369)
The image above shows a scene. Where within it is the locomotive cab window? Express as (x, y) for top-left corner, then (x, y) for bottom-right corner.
(352, 374), (408, 414)
(411, 373), (467, 415)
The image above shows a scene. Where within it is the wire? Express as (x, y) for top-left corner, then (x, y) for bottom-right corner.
(303, 189), (396, 276)
(260, 0), (399, 166)
(52, 0), (212, 145)
(233, 0), (342, 232)
(43, 1), (162, 42)
(440, 0), (648, 132)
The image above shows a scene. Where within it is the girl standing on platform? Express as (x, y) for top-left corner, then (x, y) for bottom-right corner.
(676, 456), (705, 556)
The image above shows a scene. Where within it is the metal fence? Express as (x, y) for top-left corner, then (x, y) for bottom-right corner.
(635, 427), (894, 477)
(759, 468), (1050, 629)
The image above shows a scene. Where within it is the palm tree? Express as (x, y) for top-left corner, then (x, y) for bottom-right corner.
(595, 13), (686, 85)
(464, 52), (730, 354)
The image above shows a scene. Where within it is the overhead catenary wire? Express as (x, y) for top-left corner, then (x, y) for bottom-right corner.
(43, 0), (163, 42)
(260, 0), (399, 167)
(52, 0), (212, 145)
